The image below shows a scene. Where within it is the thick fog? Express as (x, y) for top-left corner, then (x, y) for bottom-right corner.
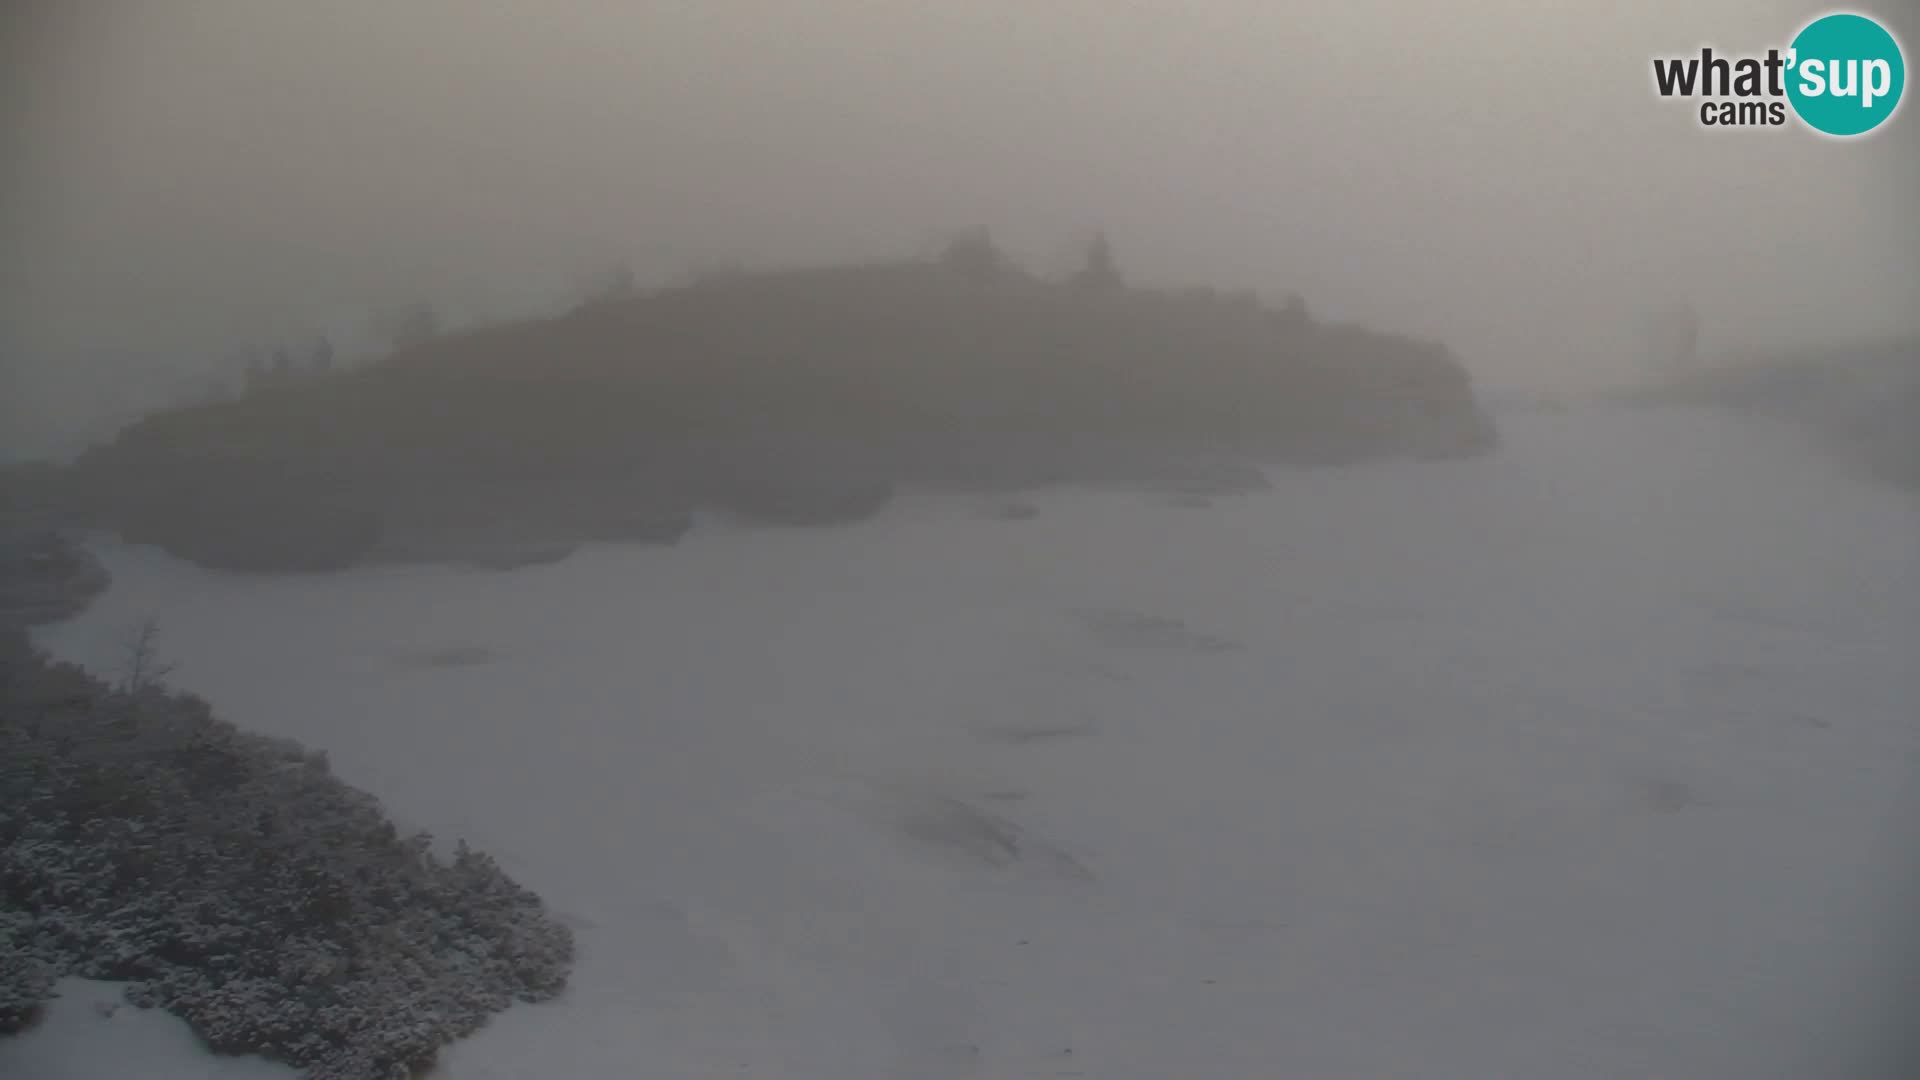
(5, 7), (1920, 1076)
(4, 0), (1917, 455)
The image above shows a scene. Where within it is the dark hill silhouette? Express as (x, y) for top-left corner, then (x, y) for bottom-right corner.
(49, 249), (1497, 571)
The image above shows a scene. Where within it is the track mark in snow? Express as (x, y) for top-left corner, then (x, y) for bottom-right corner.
(824, 781), (1095, 882)
(1075, 607), (1241, 653)
(391, 644), (498, 671)
(552, 909), (600, 932)
(974, 716), (1100, 744)
(1634, 775), (1706, 814)
(894, 795), (1093, 881)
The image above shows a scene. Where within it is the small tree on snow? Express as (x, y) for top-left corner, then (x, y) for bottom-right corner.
(118, 616), (177, 694)
(1072, 230), (1123, 291)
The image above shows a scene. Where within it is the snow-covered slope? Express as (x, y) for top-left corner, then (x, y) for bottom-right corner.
(18, 408), (1920, 1078)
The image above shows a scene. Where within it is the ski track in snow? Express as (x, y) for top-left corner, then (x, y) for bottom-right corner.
(13, 409), (1920, 1078)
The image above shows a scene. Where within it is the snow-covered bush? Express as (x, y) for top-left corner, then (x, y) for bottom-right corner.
(0, 631), (573, 1077)
(0, 908), (55, 1032)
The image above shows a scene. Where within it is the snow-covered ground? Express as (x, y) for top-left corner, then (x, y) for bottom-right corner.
(12, 408), (1920, 1078)
(1, 980), (293, 1080)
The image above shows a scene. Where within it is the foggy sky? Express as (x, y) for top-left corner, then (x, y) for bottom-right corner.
(4, 0), (1917, 441)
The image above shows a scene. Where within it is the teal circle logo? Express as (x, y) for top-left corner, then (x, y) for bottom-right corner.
(1787, 13), (1905, 136)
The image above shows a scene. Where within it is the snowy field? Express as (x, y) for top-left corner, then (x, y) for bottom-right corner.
(11, 408), (1920, 1078)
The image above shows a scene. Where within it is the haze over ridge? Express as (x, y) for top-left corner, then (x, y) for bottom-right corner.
(3, 1), (1916, 454)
